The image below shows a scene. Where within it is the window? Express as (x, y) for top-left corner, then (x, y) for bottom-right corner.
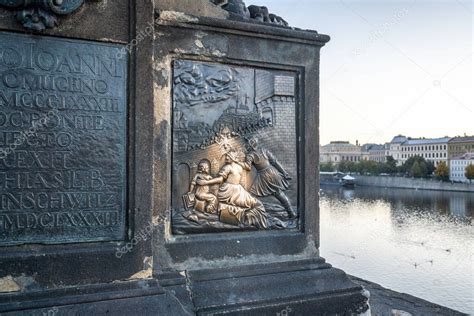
(262, 107), (273, 125)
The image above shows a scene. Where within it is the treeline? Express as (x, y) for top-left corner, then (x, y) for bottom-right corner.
(320, 156), (397, 175)
(320, 156), (450, 180)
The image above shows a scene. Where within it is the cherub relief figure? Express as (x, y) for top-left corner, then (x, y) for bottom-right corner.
(188, 160), (218, 214)
(197, 150), (268, 229)
(242, 137), (296, 218)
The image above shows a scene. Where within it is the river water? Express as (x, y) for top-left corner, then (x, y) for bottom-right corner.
(319, 185), (473, 314)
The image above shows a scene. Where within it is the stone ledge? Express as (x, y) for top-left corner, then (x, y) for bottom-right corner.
(349, 276), (467, 316)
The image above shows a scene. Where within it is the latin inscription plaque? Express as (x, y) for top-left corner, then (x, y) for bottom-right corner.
(0, 32), (127, 245)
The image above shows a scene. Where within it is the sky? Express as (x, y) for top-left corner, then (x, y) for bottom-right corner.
(250, 0), (473, 146)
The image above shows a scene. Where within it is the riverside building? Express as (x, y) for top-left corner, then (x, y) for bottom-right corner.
(320, 141), (362, 164)
(399, 137), (450, 167)
(448, 136), (474, 160)
(389, 135), (407, 165)
(449, 152), (474, 183)
(367, 144), (387, 163)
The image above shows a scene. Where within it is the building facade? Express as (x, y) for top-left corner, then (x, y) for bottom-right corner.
(384, 143), (391, 159)
(389, 135), (407, 165)
(399, 137), (450, 167)
(449, 152), (474, 183)
(448, 136), (474, 160)
(320, 141), (362, 164)
(360, 144), (387, 162)
(368, 144), (387, 162)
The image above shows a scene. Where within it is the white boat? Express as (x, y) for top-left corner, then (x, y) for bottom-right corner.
(320, 172), (356, 187)
(342, 175), (355, 187)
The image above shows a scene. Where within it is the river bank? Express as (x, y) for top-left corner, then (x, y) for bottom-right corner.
(354, 175), (474, 192)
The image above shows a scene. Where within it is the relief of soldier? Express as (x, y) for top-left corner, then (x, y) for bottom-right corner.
(242, 137), (296, 219)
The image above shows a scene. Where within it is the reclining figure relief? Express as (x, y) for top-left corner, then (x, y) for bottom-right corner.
(181, 137), (293, 231)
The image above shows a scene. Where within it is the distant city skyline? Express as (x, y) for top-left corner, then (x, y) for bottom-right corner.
(322, 132), (473, 146)
(253, 0), (473, 145)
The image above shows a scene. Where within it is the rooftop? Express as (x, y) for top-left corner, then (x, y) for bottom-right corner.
(323, 142), (359, 148)
(390, 135), (407, 144)
(403, 137), (451, 145)
(361, 143), (376, 151)
(360, 144), (385, 152)
(321, 141), (361, 153)
(449, 136), (474, 143)
(369, 144), (385, 151)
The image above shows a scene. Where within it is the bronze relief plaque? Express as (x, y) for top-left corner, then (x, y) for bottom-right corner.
(0, 32), (128, 245)
(171, 60), (298, 234)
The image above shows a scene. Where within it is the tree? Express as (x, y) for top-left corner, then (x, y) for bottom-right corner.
(426, 160), (436, 176)
(338, 161), (356, 173)
(385, 156), (397, 174)
(410, 161), (423, 178)
(320, 162), (334, 172)
(465, 164), (474, 183)
(434, 161), (449, 181)
(401, 156), (417, 174)
(402, 156), (433, 178)
(358, 160), (381, 175)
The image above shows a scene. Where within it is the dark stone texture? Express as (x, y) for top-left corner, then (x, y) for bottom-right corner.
(0, 0), (130, 43)
(0, 0), (155, 290)
(0, 31), (128, 245)
(187, 259), (368, 315)
(350, 276), (467, 316)
(154, 0), (228, 19)
(0, 0), (89, 31)
(0, 279), (193, 316)
(210, 0), (289, 27)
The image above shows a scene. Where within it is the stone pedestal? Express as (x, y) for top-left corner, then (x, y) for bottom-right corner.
(151, 11), (368, 315)
(0, 1), (369, 315)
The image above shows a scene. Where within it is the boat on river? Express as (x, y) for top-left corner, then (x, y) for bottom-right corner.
(320, 172), (356, 187)
(342, 175), (355, 187)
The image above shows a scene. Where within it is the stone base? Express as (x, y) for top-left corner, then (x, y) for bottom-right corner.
(160, 257), (369, 316)
(0, 258), (368, 315)
(0, 279), (194, 316)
